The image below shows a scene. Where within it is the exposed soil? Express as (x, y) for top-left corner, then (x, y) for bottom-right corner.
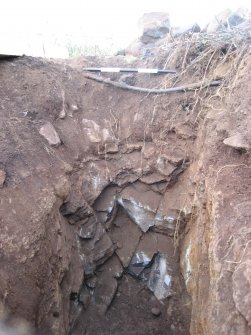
(0, 32), (251, 335)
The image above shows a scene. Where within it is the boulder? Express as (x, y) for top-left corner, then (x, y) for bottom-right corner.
(139, 12), (170, 44)
(206, 9), (246, 33)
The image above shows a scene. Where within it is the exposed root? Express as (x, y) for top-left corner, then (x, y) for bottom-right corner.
(84, 73), (222, 94)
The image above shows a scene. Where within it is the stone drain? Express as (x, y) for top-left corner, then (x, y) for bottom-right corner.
(60, 181), (191, 334)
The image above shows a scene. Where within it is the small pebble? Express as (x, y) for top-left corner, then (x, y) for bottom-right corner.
(151, 307), (161, 317)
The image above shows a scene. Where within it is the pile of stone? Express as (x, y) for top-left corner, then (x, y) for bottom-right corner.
(124, 8), (251, 57)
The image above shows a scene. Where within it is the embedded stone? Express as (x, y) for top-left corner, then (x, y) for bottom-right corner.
(54, 176), (71, 200)
(111, 209), (142, 267)
(39, 122), (61, 146)
(223, 133), (249, 151)
(151, 307), (161, 317)
(78, 219), (97, 239)
(127, 251), (153, 278)
(148, 254), (172, 300)
(93, 255), (122, 314)
(118, 182), (161, 232)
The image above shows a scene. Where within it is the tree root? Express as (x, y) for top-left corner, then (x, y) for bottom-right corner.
(83, 73), (223, 94)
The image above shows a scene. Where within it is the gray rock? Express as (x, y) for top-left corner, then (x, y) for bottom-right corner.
(118, 197), (156, 232)
(139, 12), (170, 44)
(93, 185), (119, 223)
(60, 194), (92, 224)
(93, 230), (115, 267)
(111, 209), (142, 267)
(148, 254), (172, 300)
(93, 256), (122, 314)
(118, 183), (161, 232)
(39, 122), (61, 146)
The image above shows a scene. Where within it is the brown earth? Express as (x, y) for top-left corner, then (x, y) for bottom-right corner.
(0, 35), (251, 335)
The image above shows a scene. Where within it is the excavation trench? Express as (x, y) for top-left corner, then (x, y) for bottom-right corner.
(1, 47), (250, 335)
(60, 177), (192, 335)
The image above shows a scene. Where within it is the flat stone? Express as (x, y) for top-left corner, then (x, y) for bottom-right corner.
(156, 156), (176, 177)
(139, 173), (166, 185)
(94, 185), (119, 213)
(110, 209), (142, 267)
(149, 181), (168, 194)
(105, 143), (119, 153)
(121, 142), (143, 154)
(82, 118), (114, 143)
(118, 182), (161, 232)
(0, 170), (6, 188)
(223, 133), (249, 150)
(93, 255), (122, 314)
(148, 254), (172, 300)
(93, 231), (115, 267)
(60, 194), (92, 224)
(39, 122), (61, 146)
(153, 211), (178, 236)
(136, 232), (174, 259)
(118, 198), (156, 232)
